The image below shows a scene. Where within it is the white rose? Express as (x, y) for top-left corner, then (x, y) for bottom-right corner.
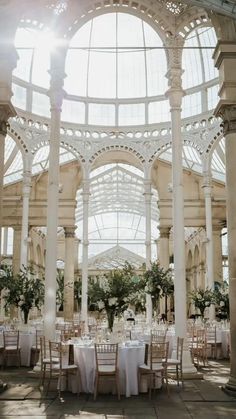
(205, 301), (210, 307)
(97, 300), (105, 310)
(108, 297), (117, 306)
(220, 301), (225, 307)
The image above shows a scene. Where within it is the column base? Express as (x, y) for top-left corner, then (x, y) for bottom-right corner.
(0, 380), (7, 393)
(222, 376), (236, 397)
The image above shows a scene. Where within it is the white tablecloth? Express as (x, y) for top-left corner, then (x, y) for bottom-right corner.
(0, 331), (36, 366)
(72, 342), (145, 397)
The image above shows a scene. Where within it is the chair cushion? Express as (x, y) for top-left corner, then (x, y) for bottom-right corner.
(167, 358), (180, 366)
(5, 346), (20, 351)
(98, 365), (116, 373)
(139, 363), (164, 372)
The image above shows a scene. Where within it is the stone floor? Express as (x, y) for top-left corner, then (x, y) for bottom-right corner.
(0, 360), (235, 418)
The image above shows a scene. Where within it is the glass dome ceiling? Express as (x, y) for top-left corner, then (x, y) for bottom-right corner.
(12, 14), (219, 126)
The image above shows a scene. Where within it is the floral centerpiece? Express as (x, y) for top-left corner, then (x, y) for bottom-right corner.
(214, 281), (230, 320)
(3, 265), (44, 324)
(190, 287), (215, 318)
(88, 263), (139, 331)
(143, 262), (174, 315)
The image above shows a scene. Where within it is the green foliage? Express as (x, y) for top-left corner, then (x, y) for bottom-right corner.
(214, 281), (229, 320)
(88, 263), (142, 329)
(3, 265), (44, 323)
(190, 287), (215, 317)
(56, 269), (64, 310)
(143, 262), (174, 311)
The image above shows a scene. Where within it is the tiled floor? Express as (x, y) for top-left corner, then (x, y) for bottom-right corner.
(0, 360), (235, 418)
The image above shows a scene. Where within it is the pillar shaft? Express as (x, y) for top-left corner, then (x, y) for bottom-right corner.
(165, 41), (197, 375)
(158, 227), (170, 316)
(166, 64), (187, 338)
(12, 226), (21, 276)
(44, 63), (65, 341)
(81, 179), (90, 329)
(144, 179), (152, 326)
(213, 37), (236, 392)
(0, 131), (5, 264)
(64, 226), (76, 321)
(213, 225), (223, 283)
(158, 227), (170, 270)
(20, 171), (31, 269)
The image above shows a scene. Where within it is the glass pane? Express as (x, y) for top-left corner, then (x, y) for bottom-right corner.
(148, 100), (170, 123)
(88, 51), (116, 98)
(32, 92), (50, 117)
(13, 49), (32, 82)
(208, 84), (219, 109)
(62, 100), (85, 123)
(119, 104), (145, 125)
(182, 31), (202, 88)
(12, 84), (26, 110)
(198, 27), (217, 82)
(182, 92), (201, 118)
(32, 46), (50, 88)
(118, 50), (146, 98)
(64, 49), (89, 96)
(89, 103), (115, 125)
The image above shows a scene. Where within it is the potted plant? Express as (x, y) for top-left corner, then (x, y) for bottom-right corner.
(88, 264), (139, 331)
(143, 262), (174, 317)
(190, 287), (215, 319)
(214, 281), (230, 320)
(3, 265), (44, 324)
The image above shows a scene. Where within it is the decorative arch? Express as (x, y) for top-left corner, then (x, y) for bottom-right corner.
(62, 0), (175, 43)
(176, 9), (210, 38)
(89, 143), (146, 167)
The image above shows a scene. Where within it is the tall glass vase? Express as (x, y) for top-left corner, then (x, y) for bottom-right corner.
(106, 310), (115, 332)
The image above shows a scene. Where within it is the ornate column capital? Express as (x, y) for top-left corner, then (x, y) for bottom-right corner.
(0, 102), (16, 136)
(64, 226), (76, 239)
(164, 37), (185, 109)
(214, 101), (236, 135)
(159, 227), (170, 239)
(48, 47), (67, 111)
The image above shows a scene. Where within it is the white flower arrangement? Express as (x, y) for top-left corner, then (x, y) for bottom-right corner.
(97, 300), (105, 310)
(108, 297), (118, 306)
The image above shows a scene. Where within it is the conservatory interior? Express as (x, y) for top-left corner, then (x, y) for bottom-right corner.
(0, 0), (236, 412)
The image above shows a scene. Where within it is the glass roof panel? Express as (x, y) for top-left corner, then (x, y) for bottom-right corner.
(14, 27), (54, 88)
(76, 163), (159, 262)
(32, 146), (75, 175)
(4, 135), (23, 185)
(182, 27), (217, 89)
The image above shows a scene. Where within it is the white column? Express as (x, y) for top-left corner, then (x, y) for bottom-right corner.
(44, 61), (66, 341)
(202, 174), (215, 321)
(3, 227), (8, 256)
(64, 226), (76, 322)
(212, 225), (223, 283)
(20, 170), (31, 269)
(81, 178), (90, 330)
(144, 179), (152, 326)
(12, 226), (21, 276)
(158, 227), (170, 317)
(74, 238), (80, 272)
(0, 29), (18, 391)
(0, 128), (5, 264)
(165, 40), (196, 375)
(166, 68), (187, 339)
